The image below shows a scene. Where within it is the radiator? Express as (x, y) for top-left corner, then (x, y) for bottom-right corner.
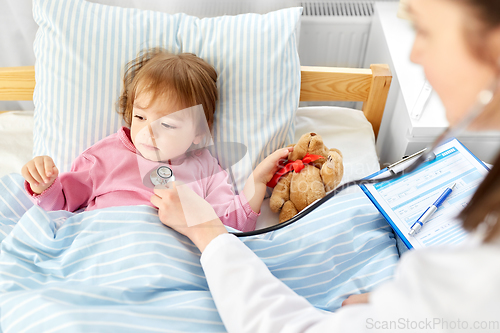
(297, 1), (397, 107)
(299, 1), (374, 68)
(134, 0), (394, 69)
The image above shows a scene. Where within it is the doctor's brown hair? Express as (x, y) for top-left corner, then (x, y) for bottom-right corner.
(453, 0), (500, 242)
(117, 49), (218, 130)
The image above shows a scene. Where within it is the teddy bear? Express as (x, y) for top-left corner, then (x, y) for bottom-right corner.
(268, 132), (344, 223)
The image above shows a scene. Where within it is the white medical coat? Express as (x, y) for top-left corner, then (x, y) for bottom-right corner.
(200, 233), (500, 333)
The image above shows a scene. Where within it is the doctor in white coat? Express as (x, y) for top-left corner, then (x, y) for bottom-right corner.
(154, 0), (500, 331)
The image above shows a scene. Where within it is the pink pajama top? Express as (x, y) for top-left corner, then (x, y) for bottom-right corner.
(25, 127), (258, 232)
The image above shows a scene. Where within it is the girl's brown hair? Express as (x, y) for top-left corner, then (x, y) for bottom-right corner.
(117, 48), (218, 130)
(453, 0), (500, 242)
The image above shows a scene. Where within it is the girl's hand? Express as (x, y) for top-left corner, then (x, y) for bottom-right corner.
(21, 156), (59, 194)
(150, 182), (228, 252)
(253, 147), (293, 185)
(341, 293), (371, 306)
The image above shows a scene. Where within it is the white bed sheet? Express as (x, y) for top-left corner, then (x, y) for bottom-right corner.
(0, 107), (381, 228)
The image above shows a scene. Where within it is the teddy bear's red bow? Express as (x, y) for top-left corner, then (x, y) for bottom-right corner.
(266, 153), (325, 188)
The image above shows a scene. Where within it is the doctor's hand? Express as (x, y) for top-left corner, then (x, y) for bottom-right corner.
(150, 182), (228, 252)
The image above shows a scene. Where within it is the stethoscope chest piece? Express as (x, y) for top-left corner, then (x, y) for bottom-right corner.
(149, 165), (175, 186)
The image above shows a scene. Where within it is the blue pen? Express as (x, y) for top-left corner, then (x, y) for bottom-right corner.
(408, 183), (456, 237)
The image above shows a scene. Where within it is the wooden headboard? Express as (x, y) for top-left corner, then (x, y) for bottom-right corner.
(0, 64), (391, 137)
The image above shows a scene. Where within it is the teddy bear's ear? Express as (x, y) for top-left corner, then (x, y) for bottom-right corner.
(289, 133), (311, 161)
(329, 148), (343, 159)
(308, 134), (326, 154)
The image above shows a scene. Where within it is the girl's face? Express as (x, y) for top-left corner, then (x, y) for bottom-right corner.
(130, 91), (201, 162)
(409, 0), (499, 128)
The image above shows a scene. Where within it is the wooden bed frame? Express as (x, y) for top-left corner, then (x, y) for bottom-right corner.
(0, 64), (391, 137)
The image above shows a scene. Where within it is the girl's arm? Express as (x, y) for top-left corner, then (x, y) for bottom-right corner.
(24, 154), (95, 212)
(203, 165), (260, 232)
(203, 148), (292, 232)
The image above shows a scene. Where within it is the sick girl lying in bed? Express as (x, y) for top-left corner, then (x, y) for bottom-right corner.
(21, 49), (291, 232)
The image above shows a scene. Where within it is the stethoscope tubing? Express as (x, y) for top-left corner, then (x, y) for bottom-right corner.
(231, 152), (430, 237)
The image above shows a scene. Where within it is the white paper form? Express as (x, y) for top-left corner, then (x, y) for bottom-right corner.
(362, 138), (489, 249)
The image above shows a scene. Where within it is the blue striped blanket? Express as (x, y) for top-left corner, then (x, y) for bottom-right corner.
(0, 173), (398, 332)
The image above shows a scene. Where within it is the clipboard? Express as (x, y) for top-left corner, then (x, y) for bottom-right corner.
(360, 137), (490, 250)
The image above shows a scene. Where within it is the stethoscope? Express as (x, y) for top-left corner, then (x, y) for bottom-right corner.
(150, 165), (175, 186)
(230, 83), (498, 237)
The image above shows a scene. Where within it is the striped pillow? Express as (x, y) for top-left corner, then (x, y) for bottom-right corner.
(32, 0), (302, 193)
